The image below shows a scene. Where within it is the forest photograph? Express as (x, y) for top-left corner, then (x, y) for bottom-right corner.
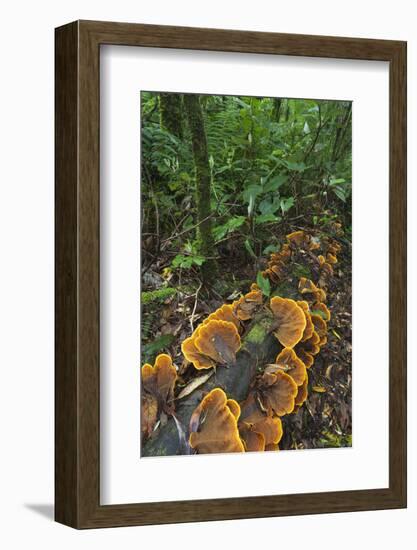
(140, 91), (352, 457)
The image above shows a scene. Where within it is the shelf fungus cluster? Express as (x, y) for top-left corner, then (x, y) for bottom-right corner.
(181, 318), (241, 370)
(141, 354), (178, 438)
(261, 230), (320, 284)
(141, 228), (343, 454)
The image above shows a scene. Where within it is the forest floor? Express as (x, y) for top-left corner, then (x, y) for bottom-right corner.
(142, 221), (352, 450)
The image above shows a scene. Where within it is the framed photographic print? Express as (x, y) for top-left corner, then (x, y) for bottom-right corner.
(55, 20), (407, 528)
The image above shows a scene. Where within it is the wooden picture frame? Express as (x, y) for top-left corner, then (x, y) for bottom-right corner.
(55, 20), (407, 529)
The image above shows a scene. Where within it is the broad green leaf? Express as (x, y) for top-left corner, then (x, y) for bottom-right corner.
(280, 196), (295, 214)
(242, 184), (262, 203)
(255, 214), (281, 224)
(142, 334), (175, 361)
(244, 238), (257, 259)
(283, 160), (306, 172)
(263, 174), (287, 193)
(213, 216), (246, 241)
(332, 187), (346, 202)
(258, 197), (281, 216)
(256, 271), (271, 297)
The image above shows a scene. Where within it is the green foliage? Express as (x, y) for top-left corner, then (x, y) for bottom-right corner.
(142, 334), (175, 364)
(172, 254), (205, 269)
(256, 271), (271, 297)
(213, 216), (246, 241)
(292, 263), (312, 279)
(171, 240), (206, 270)
(141, 90), (352, 283)
(319, 430), (352, 448)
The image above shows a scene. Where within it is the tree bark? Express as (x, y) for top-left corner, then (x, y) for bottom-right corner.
(159, 92), (184, 139)
(142, 314), (279, 456)
(183, 94), (218, 284)
(272, 97), (283, 123)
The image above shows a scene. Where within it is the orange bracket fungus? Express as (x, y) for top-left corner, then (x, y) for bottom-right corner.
(141, 353), (177, 407)
(182, 319), (241, 370)
(188, 388), (244, 454)
(239, 396), (283, 452)
(269, 296), (306, 348)
(181, 329), (216, 370)
(141, 393), (159, 438)
(326, 253), (338, 264)
(286, 230), (307, 247)
(274, 347), (307, 386)
(232, 289), (263, 321)
(203, 303), (241, 331)
(311, 313), (327, 335)
(141, 353), (178, 437)
(298, 277), (326, 302)
(311, 313), (327, 346)
(194, 319), (241, 366)
(296, 348), (314, 369)
(294, 374), (309, 411)
(261, 241), (293, 284)
(297, 300), (314, 342)
(298, 276), (319, 296)
(296, 329), (321, 357)
(311, 302), (331, 321)
(256, 370), (298, 416)
(141, 227), (340, 456)
(286, 230), (320, 251)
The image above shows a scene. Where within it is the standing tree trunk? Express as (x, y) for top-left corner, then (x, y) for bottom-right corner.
(183, 94), (218, 284)
(159, 92), (184, 139)
(272, 97), (283, 123)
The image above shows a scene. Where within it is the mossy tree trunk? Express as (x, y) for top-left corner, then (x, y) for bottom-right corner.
(183, 94), (218, 284)
(159, 92), (184, 139)
(272, 97), (283, 123)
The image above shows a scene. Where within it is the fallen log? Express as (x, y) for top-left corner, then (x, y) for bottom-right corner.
(142, 314), (279, 456)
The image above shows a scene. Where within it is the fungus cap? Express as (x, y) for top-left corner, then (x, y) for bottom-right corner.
(194, 319), (241, 366)
(189, 388), (244, 454)
(298, 277), (319, 295)
(239, 394), (283, 451)
(141, 393), (158, 438)
(141, 353), (177, 437)
(296, 348), (314, 369)
(311, 314), (327, 338)
(257, 370), (298, 416)
(141, 353), (177, 404)
(311, 302), (331, 321)
(270, 296), (306, 348)
(286, 230), (307, 247)
(203, 303), (240, 330)
(314, 288), (327, 302)
(181, 334), (216, 370)
(233, 290), (263, 321)
(275, 347), (307, 386)
(239, 426), (265, 452)
(294, 374), (308, 409)
(327, 253), (338, 264)
(297, 300), (315, 342)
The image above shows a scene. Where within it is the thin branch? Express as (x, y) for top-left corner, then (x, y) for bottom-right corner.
(189, 280), (203, 333)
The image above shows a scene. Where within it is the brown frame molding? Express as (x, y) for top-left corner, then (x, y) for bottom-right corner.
(55, 20), (407, 529)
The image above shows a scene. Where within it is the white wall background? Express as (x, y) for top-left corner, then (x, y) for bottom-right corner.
(0, 0), (414, 547)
